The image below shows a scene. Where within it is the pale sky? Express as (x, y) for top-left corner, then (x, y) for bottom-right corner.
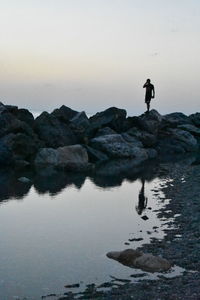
(0, 0), (200, 115)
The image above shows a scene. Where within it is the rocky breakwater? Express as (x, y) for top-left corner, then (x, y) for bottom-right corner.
(0, 101), (200, 172)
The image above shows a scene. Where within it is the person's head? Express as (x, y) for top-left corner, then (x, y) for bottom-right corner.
(147, 79), (151, 83)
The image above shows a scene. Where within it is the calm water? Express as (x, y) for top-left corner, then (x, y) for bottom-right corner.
(0, 162), (186, 300)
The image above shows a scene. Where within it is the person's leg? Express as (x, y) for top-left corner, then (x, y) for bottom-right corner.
(145, 100), (150, 112)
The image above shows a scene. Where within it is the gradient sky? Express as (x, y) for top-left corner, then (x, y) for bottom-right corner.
(0, 0), (200, 115)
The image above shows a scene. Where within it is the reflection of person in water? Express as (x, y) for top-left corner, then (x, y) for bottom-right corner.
(136, 178), (148, 215)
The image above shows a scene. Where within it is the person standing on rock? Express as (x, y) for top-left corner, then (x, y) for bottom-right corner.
(143, 79), (155, 112)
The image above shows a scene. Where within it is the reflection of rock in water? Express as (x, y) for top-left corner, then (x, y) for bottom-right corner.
(0, 153), (199, 204)
(107, 248), (171, 272)
(0, 168), (31, 202)
(33, 166), (86, 195)
(136, 178), (148, 215)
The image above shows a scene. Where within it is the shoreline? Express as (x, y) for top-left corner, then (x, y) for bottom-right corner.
(55, 159), (200, 300)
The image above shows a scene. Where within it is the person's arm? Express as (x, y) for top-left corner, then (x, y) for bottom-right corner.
(143, 83), (147, 88)
(152, 85), (155, 98)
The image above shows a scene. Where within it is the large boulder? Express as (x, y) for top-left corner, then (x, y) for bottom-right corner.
(69, 111), (90, 143)
(0, 141), (14, 166)
(51, 105), (78, 123)
(139, 110), (163, 134)
(157, 128), (198, 154)
(162, 112), (192, 128)
(0, 133), (42, 160)
(5, 105), (34, 127)
(89, 107), (127, 132)
(90, 134), (148, 160)
(127, 127), (157, 147)
(124, 110), (162, 134)
(178, 124), (200, 136)
(34, 112), (78, 148)
(35, 145), (91, 171)
(107, 249), (171, 272)
(95, 127), (116, 137)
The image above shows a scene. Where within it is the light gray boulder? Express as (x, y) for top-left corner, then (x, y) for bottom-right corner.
(90, 134), (148, 160)
(35, 145), (91, 171)
(107, 248), (171, 272)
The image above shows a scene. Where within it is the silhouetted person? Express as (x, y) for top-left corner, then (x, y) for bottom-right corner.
(136, 178), (148, 215)
(143, 79), (155, 112)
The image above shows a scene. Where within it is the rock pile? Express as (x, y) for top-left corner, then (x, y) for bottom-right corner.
(0, 102), (199, 172)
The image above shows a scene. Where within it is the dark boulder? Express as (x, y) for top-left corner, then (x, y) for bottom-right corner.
(95, 127), (116, 137)
(178, 124), (200, 137)
(1, 133), (42, 160)
(189, 113), (200, 127)
(124, 110), (162, 134)
(157, 128), (198, 154)
(51, 105), (78, 123)
(5, 106), (34, 127)
(127, 127), (157, 147)
(84, 145), (108, 162)
(0, 141), (14, 166)
(34, 111), (78, 148)
(162, 112), (192, 128)
(89, 107), (127, 132)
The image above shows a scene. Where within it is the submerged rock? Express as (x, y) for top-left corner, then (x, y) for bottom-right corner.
(107, 248), (171, 272)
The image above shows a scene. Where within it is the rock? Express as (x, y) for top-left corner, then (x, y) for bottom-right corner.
(127, 127), (157, 147)
(16, 109), (34, 126)
(157, 128), (198, 154)
(51, 105), (78, 123)
(5, 106), (34, 127)
(35, 145), (91, 171)
(124, 110), (162, 134)
(1, 132), (42, 160)
(162, 112), (192, 128)
(146, 148), (158, 159)
(106, 248), (171, 272)
(0, 141), (14, 166)
(70, 111), (89, 129)
(141, 215), (149, 220)
(34, 111), (78, 148)
(139, 109), (163, 134)
(18, 177), (31, 183)
(189, 113), (200, 127)
(89, 107), (127, 132)
(84, 145), (109, 162)
(69, 111), (90, 143)
(121, 133), (143, 147)
(95, 127), (116, 137)
(168, 128), (198, 152)
(90, 134), (148, 159)
(178, 124), (200, 136)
